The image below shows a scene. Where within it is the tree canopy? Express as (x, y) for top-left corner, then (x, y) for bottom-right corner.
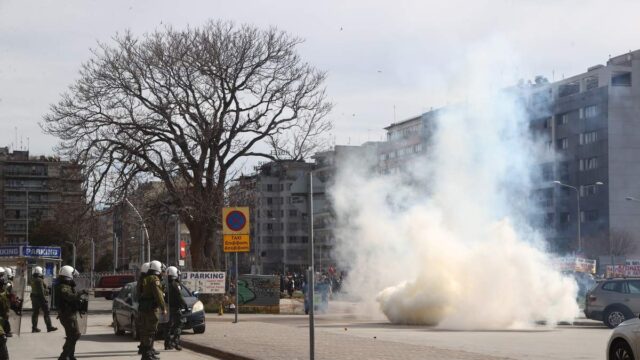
(43, 21), (332, 269)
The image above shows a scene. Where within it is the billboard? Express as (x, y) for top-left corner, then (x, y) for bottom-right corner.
(180, 271), (226, 294)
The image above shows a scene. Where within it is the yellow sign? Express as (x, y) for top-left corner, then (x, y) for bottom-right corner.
(222, 207), (250, 235)
(224, 234), (250, 253)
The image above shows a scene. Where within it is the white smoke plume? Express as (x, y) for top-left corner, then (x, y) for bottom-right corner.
(331, 41), (579, 329)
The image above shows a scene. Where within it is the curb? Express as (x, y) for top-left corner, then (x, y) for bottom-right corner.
(181, 339), (255, 360)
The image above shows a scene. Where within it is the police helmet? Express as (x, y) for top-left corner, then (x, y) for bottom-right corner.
(32, 266), (44, 276)
(140, 262), (150, 274)
(59, 265), (79, 279)
(149, 260), (162, 274)
(166, 266), (179, 278)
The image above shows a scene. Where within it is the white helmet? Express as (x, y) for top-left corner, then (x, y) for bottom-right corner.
(5, 268), (13, 278)
(33, 266), (44, 276)
(59, 265), (79, 279)
(0, 267), (5, 275)
(167, 266), (179, 278)
(140, 262), (150, 274)
(149, 260), (162, 274)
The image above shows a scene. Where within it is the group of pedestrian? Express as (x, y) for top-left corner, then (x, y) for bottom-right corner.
(136, 260), (188, 360)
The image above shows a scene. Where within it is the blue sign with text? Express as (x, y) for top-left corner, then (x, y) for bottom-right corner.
(0, 246), (21, 257)
(22, 246), (62, 259)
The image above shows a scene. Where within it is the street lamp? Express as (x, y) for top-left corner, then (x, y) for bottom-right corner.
(65, 241), (76, 269)
(553, 180), (603, 253)
(124, 197), (150, 263)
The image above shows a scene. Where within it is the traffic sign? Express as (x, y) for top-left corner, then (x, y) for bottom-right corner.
(223, 234), (250, 253)
(223, 207), (250, 235)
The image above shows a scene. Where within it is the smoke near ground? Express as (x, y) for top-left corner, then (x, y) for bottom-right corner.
(331, 43), (579, 329)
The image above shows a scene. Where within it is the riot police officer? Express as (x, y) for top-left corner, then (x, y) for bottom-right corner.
(138, 260), (166, 360)
(164, 266), (187, 351)
(0, 272), (10, 359)
(54, 265), (87, 360)
(30, 266), (57, 333)
(136, 263), (159, 357)
(0, 269), (9, 338)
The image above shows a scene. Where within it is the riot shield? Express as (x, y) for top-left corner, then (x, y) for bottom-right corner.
(8, 262), (27, 336)
(75, 278), (90, 335)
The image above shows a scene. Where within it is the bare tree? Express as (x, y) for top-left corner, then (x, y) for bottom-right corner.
(610, 230), (637, 256)
(42, 21), (332, 269)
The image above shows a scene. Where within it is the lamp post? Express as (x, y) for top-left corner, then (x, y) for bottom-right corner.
(65, 241), (76, 269)
(308, 171), (315, 360)
(125, 197), (150, 263)
(553, 180), (603, 253)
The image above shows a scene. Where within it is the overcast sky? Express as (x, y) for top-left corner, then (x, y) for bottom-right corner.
(1, 0), (639, 156)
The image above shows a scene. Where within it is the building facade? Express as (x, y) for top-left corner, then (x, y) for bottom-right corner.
(0, 147), (83, 245)
(527, 50), (640, 254)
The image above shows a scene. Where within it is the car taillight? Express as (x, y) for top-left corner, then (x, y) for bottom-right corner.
(588, 295), (597, 303)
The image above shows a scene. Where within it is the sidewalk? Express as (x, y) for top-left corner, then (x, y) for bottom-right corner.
(181, 314), (512, 360)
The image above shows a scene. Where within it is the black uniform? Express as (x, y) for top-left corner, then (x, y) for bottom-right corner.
(164, 278), (187, 350)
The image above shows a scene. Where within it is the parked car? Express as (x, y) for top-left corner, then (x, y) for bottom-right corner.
(607, 316), (640, 360)
(584, 278), (640, 328)
(112, 281), (205, 339)
(96, 274), (136, 300)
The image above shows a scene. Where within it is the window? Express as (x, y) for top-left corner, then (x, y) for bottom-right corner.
(544, 117), (552, 129)
(560, 212), (571, 224)
(266, 197), (273, 205)
(628, 281), (640, 294)
(580, 210), (599, 222)
(584, 76), (598, 90)
(557, 138), (568, 150)
(266, 210), (273, 218)
(584, 105), (599, 119)
(289, 209), (298, 217)
(266, 184), (273, 192)
(612, 72), (632, 86)
(580, 184), (599, 197)
(559, 81), (580, 97)
(558, 113), (569, 125)
(579, 157), (598, 171)
(602, 281), (625, 293)
(579, 131), (598, 145)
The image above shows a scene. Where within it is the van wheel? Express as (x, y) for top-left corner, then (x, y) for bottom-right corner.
(604, 307), (631, 328)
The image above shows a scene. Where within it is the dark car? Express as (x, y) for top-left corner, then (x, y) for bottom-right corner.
(96, 275), (136, 300)
(112, 281), (206, 339)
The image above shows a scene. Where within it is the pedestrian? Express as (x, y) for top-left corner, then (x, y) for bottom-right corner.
(54, 265), (88, 360)
(138, 260), (166, 360)
(29, 266), (57, 333)
(164, 266), (187, 351)
(0, 272), (10, 359)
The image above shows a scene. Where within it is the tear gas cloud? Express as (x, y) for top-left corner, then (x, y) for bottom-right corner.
(330, 42), (579, 329)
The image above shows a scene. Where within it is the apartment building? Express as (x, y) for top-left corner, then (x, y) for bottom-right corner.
(528, 49), (640, 254)
(0, 147), (83, 245)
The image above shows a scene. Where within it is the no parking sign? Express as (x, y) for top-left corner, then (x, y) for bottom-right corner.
(222, 207), (250, 252)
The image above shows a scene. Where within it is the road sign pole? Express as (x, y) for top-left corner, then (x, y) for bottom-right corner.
(309, 171), (315, 360)
(234, 252), (239, 323)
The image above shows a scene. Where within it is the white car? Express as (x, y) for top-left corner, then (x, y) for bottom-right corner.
(608, 317), (640, 360)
